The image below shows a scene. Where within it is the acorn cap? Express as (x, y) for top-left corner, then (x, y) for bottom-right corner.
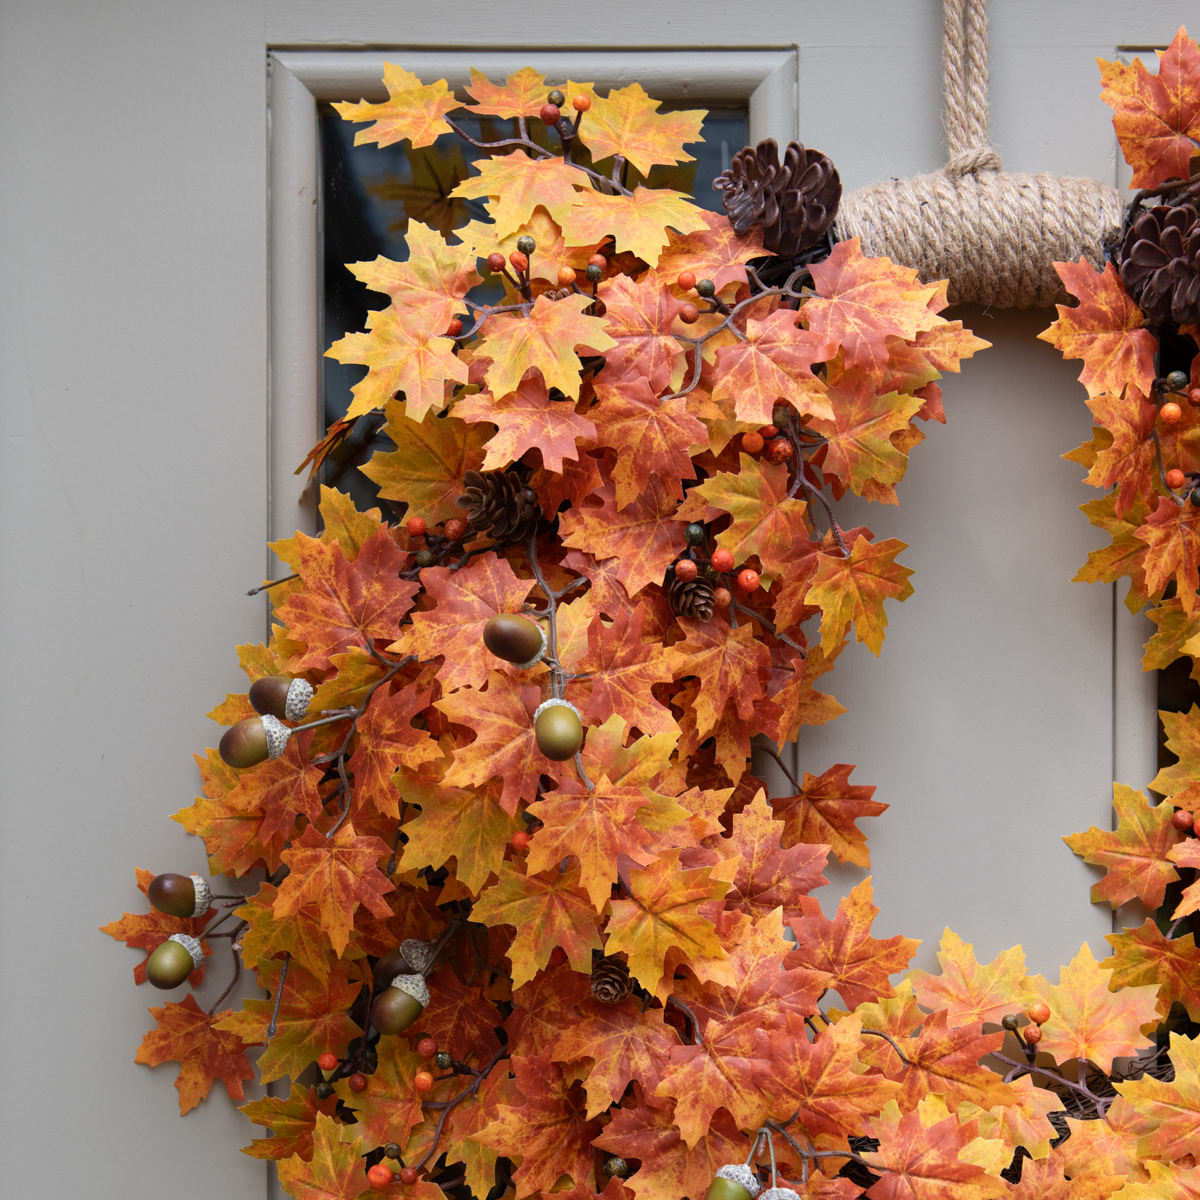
(533, 698), (581, 723)
(390, 973), (431, 1007)
(189, 874), (213, 917)
(285, 677), (315, 721)
(758, 1189), (798, 1200)
(716, 1166), (761, 1197)
(261, 714), (290, 759)
(168, 933), (204, 972)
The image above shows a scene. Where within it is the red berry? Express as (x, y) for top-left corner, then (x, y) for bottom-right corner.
(1022, 1024), (1043, 1046)
(766, 437), (793, 462)
(1190, 388), (1200, 406)
(512, 830), (531, 850)
(759, 424), (779, 439)
(414, 1071), (434, 1092)
(417, 1037), (437, 1059)
(713, 586), (731, 608)
(679, 303), (700, 325)
(406, 516), (427, 537)
(443, 518), (467, 541)
(509, 251), (529, 273)
(588, 253), (607, 269)
(1172, 808), (1195, 832)
(400, 1167), (418, 1185)
(711, 548), (735, 573)
(736, 568), (760, 593)
(1168, 468), (1187, 489)
(674, 559), (698, 583)
(677, 271), (696, 291)
(445, 318), (463, 337)
(1026, 1002), (1051, 1025)
(558, 266), (577, 286)
(1162, 401), (1183, 425)
(486, 252), (506, 273)
(367, 1164), (394, 1189)
(349, 1072), (367, 1092)
(540, 103), (561, 125)
(572, 95), (591, 112)
(741, 431), (765, 454)
(317, 1051), (338, 1071)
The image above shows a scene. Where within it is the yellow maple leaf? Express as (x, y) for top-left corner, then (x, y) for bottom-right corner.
(333, 63), (459, 149)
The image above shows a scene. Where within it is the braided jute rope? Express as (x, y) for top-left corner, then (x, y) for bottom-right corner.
(833, 0), (1124, 307)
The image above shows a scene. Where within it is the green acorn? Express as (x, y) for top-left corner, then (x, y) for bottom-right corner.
(248, 675), (314, 721)
(218, 715), (290, 768)
(483, 613), (546, 667)
(148, 872), (212, 918)
(146, 934), (203, 990)
(370, 974), (429, 1035)
(533, 699), (583, 761)
(704, 1165), (762, 1200)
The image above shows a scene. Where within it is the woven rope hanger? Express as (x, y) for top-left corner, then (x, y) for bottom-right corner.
(833, 0), (1125, 307)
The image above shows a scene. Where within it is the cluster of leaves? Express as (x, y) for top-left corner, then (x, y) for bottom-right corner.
(100, 49), (1200, 1200)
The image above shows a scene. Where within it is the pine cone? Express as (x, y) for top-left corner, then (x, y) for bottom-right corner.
(714, 139), (841, 259)
(455, 469), (541, 545)
(590, 954), (631, 1004)
(1119, 203), (1200, 327)
(667, 571), (715, 621)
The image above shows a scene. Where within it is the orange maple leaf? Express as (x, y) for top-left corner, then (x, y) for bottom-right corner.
(1062, 783), (1184, 908)
(1114, 1030), (1200, 1161)
(807, 536), (914, 655)
(560, 187), (710, 264)
(414, 966), (504, 1061)
(769, 762), (885, 868)
(239, 1081), (338, 1161)
(597, 270), (686, 393)
(907, 928), (1028, 1028)
(451, 150), (588, 236)
(1038, 260), (1156, 401)
(329, 1041), (428, 1152)
(1137, 495), (1200, 613)
(1100, 28), (1200, 188)
(464, 66), (548, 119)
(1104, 919), (1200, 1021)
(656, 210), (771, 294)
(505, 963), (594, 1059)
(666, 617), (772, 736)
(278, 1113), (370, 1200)
(273, 822), (395, 956)
(224, 728), (326, 847)
(346, 682), (440, 818)
(1170, 838), (1200, 918)
(135, 993), (255, 1115)
(175, 750), (279, 876)
(1083, 388), (1158, 519)
(1151, 703), (1200, 808)
(333, 64), (459, 149)
(577, 81), (704, 174)
(440, 1068), (523, 1199)
(232, 883), (338, 981)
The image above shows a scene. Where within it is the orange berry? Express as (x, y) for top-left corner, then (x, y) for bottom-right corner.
(736, 568), (760, 593)
(1022, 1024), (1043, 1046)
(540, 103), (561, 125)
(317, 1052), (338, 1071)
(445, 318), (463, 337)
(741, 431), (765, 454)
(414, 1071), (434, 1092)
(349, 1072), (367, 1092)
(509, 250), (529, 273)
(588, 253), (607, 269)
(711, 548), (735, 573)
(679, 302), (700, 324)
(399, 1167), (418, 1185)
(572, 94), (592, 112)
(677, 271), (697, 291)
(367, 1164), (394, 1189)
(406, 516), (427, 537)
(1161, 401), (1183, 424)
(558, 266), (577, 286)
(674, 559), (698, 583)
(713, 586), (732, 608)
(1026, 1002), (1051, 1025)
(486, 252), (506, 273)
(1172, 808), (1195, 832)
(1168, 468), (1187, 489)
(512, 830), (531, 851)
(417, 1037), (437, 1059)
(443, 518), (467, 541)
(760, 425), (779, 439)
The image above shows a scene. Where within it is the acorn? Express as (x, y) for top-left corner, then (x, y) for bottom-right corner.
(533, 699), (583, 761)
(248, 676), (315, 721)
(704, 1165), (762, 1200)
(146, 934), (203, 990)
(148, 872), (213, 918)
(483, 613), (546, 668)
(219, 715), (289, 767)
(370, 974), (429, 1036)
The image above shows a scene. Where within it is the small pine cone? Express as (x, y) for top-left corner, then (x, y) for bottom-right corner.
(455, 469), (541, 545)
(590, 954), (632, 1004)
(542, 286), (574, 301)
(714, 139), (841, 259)
(1120, 203), (1200, 327)
(667, 570), (715, 621)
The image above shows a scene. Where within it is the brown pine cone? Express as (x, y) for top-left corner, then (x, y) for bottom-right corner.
(1119, 203), (1200, 327)
(714, 139), (841, 259)
(667, 570), (715, 621)
(590, 954), (631, 1004)
(455, 469), (541, 545)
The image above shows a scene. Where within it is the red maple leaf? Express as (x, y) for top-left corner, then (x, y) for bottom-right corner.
(346, 682), (440, 817)
(769, 763), (886, 868)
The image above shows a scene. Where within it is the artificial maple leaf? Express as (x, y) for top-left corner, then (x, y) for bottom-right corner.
(345, 683), (440, 818)
(333, 64), (459, 149)
(552, 997), (682, 1118)
(1038, 260), (1156, 401)
(1150, 704), (1200, 808)
(464, 66), (548, 118)
(1053, 1097), (1153, 1181)
(861, 1101), (1009, 1200)
(332, 1040), (433, 1152)
(666, 617), (772, 735)
(1136, 495), (1200, 615)
(1171, 838), (1200, 917)
(1115, 1030), (1200, 1161)
(589, 376), (707, 509)
(1104, 919), (1200, 1022)
(278, 1113), (370, 1200)
(413, 967), (503, 1061)
(458, 205), (605, 286)
(1144, 596), (1200, 670)
(504, 962), (594, 1059)
(240, 1081), (338, 1161)
(327, 305), (470, 421)
(273, 822), (395, 956)
(1100, 28), (1200, 188)
(605, 848), (733, 999)
(803, 240), (942, 376)
(223, 729), (326, 847)
(175, 756), (278, 877)
(1022, 942), (1160, 1075)
(656, 209), (770, 294)
(274, 526), (418, 674)
(308, 649), (388, 715)
(597, 270), (686, 394)
(453, 376), (596, 473)
(1083, 389), (1158, 519)
(440, 1067), (524, 1200)
(361, 400), (490, 525)
(785, 878), (920, 1009)
(577, 81), (704, 174)
(769, 762), (886, 868)
(907, 929), (1028, 1028)
(233, 884), (341, 981)
(470, 860), (602, 986)
(1062, 783), (1184, 908)
(349, 221), (480, 329)
(435, 672), (563, 813)
(473, 1055), (601, 1198)
(477, 292), (616, 400)
(559, 476), (690, 597)
(1072, 493), (1152, 610)
(807, 536), (914, 655)
(560, 187), (709, 264)
(136, 993), (255, 1115)
(594, 1087), (754, 1200)
(451, 150), (588, 236)
(961, 1074), (1063, 1162)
